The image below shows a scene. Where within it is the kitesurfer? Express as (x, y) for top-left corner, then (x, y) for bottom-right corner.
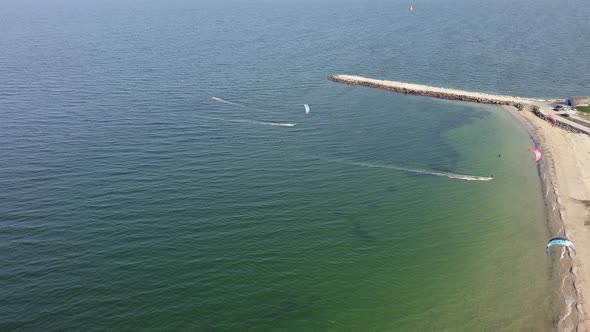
(546, 237), (576, 256)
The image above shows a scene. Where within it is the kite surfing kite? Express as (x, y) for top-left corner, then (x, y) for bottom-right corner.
(545, 114), (557, 128)
(304, 104), (310, 114)
(529, 148), (542, 163)
(546, 237), (576, 256)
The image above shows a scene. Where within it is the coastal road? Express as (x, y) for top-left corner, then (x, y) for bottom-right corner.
(537, 103), (590, 135)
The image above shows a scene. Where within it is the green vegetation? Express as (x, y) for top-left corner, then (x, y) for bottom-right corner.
(575, 106), (590, 113)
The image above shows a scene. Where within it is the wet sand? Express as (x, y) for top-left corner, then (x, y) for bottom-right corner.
(504, 106), (590, 331)
(331, 75), (589, 331)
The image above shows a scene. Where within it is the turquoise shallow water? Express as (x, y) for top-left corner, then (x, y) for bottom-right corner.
(1, 0), (589, 330)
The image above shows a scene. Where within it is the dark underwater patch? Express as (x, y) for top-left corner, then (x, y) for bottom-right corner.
(362, 200), (380, 209)
(352, 222), (375, 242)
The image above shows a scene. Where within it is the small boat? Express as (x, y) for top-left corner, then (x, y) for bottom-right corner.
(409, 4), (414, 11)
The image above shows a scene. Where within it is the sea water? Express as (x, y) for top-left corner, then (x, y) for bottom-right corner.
(2, 0), (589, 329)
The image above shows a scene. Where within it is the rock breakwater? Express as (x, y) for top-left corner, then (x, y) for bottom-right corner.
(328, 74), (554, 109)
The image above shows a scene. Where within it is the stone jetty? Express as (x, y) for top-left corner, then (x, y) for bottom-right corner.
(328, 74), (590, 137)
(329, 74), (555, 109)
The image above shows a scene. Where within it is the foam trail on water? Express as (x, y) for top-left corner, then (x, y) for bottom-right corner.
(324, 158), (492, 181)
(211, 96), (247, 108)
(204, 115), (296, 128)
(260, 121), (296, 127)
(242, 119), (296, 127)
(210, 96), (296, 122)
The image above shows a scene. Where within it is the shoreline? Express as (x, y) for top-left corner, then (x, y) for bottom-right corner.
(502, 106), (580, 331)
(329, 75), (587, 331)
(515, 108), (590, 332)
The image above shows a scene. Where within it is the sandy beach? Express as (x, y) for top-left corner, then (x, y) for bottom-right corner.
(503, 106), (590, 331)
(355, 85), (590, 329)
(330, 75), (590, 330)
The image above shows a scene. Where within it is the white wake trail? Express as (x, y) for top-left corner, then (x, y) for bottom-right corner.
(325, 158), (492, 182)
(205, 116), (296, 128)
(208, 97), (295, 127)
(240, 119), (296, 127)
(259, 121), (296, 127)
(211, 96), (247, 108)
